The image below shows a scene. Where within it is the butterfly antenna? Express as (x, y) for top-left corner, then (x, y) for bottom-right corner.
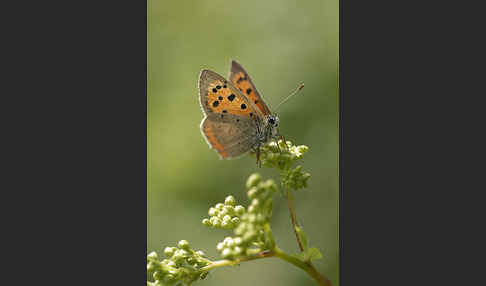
(274, 83), (304, 112)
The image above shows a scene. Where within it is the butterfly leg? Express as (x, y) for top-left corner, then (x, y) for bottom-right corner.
(256, 146), (261, 168)
(279, 135), (289, 151)
(274, 137), (282, 154)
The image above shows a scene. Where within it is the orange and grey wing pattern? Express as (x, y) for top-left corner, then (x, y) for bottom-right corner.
(228, 60), (272, 115)
(198, 69), (262, 159)
(199, 69), (262, 119)
(200, 113), (258, 159)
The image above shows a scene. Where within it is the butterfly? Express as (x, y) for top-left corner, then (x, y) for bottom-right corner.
(198, 60), (283, 165)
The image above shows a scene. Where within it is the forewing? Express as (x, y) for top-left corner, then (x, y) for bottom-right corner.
(199, 69), (263, 119)
(228, 60), (272, 115)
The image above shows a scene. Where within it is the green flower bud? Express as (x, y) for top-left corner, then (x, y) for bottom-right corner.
(163, 274), (176, 283)
(251, 198), (260, 208)
(234, 205), (245, 216)
(233, 246), (243, 255)
(197, 259), (208, 267)
(208, 207), (218, 216)
(246, 173), (262, 188)
(256, 214), (265, 224)
(247, 187), (259, 199)
(221, 248), (232, 259)
(243, 230), (257, 242)
(224, 195), (236, 206)
(262, 180), (276, 191)
(147, 262), (157, 272)
(163, 247), (175, 258)
(215, 203), (224, 210)
(153, 271), (163, 281)
(234, 237), (243, 245)
(226, 238), (235, 248)
(187, 256), (196, 264)
(246, 248), (262, 256)
(202, 218), (211, 226)
(231, 217), (240, 225)
(216, 242), (225, 251)
(196, 250), (206, 257)
(223, 205), (235, 216)
(147, 251), (159, 261)
(223, 237), (233, 245)
(222, 215), (232, 222)
(171, 253), (184, 264)
(167, 260), (176, 267)
(178, 249), (189, 257)
(209, 216), (221, 227)
(221, 220), (232, 229)
(219, 208), (229, 216)
(297, 145), (308, 153)
(234, 225), (244, 236)
(178, 240), (190, 250)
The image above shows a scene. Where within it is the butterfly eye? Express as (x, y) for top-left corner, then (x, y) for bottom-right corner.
(268, 118), (275, 125)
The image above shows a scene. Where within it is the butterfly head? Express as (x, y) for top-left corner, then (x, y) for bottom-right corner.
(264, 114), (280, 137)
(267, 114), (279, 127)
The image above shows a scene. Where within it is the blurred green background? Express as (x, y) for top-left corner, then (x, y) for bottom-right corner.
(148, 0), (338, 285)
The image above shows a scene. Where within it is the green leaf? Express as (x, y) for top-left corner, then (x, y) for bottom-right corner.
(295, 226), (308, 251)
(303, 247), (323, 261)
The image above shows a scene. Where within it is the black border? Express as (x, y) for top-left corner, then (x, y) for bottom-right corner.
(339, 0), (476, 285)
(4, 0), (147, 284)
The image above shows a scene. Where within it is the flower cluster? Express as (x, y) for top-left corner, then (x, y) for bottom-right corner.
(147, 240), (210, 286)
(281, 165), (311, 191)
(202, 195), (246, 229)
(254, 140), (310, 192)
(254, 140), (309, 170)
(146, 140), (325, 286)
(215, 173), (277, 260)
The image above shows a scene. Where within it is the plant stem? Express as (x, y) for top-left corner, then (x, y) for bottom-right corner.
(273, 247), (333, 286)
(284, 186), (333, 286)
(201, 248), (332, 286)
(200, 250), (274, 272)
(264, 222), (276, 249)
(286, 188), (305, 252)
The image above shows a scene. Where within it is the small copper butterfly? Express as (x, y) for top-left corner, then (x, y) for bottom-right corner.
(198, 60), (302, 165)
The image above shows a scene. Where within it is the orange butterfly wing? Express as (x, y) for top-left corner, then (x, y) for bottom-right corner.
(198, 69), (263, 159)
(228, 60), (272, 115)
(199, 69), (262, 118)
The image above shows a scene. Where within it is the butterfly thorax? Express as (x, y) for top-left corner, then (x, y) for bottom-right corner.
(257, 114), (280, 145)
